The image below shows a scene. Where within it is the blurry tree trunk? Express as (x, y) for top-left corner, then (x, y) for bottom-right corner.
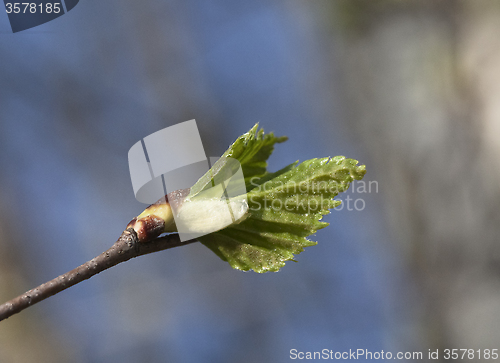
(334, 0), (500, 354)
(0, 199), (78, 363)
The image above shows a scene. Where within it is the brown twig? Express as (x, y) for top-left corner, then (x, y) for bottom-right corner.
(0, 229), (197, 321)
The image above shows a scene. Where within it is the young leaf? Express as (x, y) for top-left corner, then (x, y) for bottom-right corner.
(197, 125), (366, 273)
(189, 123), (288, 197)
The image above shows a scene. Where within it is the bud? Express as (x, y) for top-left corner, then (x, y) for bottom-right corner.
(126, 189), (189, 243)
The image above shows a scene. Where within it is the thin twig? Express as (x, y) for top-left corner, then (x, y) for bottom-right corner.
(0, 229), (197, 321)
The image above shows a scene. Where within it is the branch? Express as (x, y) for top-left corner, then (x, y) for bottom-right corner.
(0, 229), (197, 321)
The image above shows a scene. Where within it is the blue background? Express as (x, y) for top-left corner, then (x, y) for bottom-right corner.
(2, 1), (486, 362)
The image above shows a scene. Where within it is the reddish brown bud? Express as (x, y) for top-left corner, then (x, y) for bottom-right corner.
(127, 215), (165, 243)
(126, 188), (190, 243)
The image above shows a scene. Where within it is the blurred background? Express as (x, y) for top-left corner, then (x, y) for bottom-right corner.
(1, 0), (499, 362)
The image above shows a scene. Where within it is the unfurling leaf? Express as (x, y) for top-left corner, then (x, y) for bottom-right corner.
(197, 124), (366, 273)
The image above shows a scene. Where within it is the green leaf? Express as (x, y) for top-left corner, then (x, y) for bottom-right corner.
(189, 123), (288, 198)
(196, 125), (366, 273)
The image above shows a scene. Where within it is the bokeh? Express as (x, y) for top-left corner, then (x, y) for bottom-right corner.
(1, 1), (499, 362)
